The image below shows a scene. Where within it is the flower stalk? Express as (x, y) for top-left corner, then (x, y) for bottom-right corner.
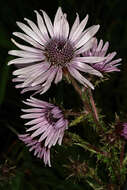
(67, 72), (102, 130)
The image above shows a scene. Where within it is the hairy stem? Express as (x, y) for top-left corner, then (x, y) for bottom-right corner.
(67, 74), (102, 129)
(64, 110), (87, 117)
(87, 88), (99, 121)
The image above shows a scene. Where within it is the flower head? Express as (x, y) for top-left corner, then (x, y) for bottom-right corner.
(18, 134), (51, 166)
(19, 97), (68, 166)
(8, 7), (105, 94)
(83, 38), (121, 73)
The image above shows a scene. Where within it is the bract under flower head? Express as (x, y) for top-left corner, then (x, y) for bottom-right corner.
(8, 7), (105, 94)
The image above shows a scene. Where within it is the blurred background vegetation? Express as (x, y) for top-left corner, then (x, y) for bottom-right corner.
(0, 0), (127, 189)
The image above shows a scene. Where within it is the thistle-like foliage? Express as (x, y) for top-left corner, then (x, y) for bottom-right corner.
(19, 97), (68, 166)
(8, 7), (105, 94)
(83, 38), (121, 73)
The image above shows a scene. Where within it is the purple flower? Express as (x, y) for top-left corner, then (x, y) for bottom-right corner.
(19, 97), (68, 166)
(121, 123), (127, 139)
(8, 7), (105, 94)
(83, 38), (121, 73)
(18, 134), (51, 166)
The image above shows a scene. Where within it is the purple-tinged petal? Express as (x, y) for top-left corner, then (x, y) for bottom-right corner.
(67, 65), (94, 89)
(74, 56), (106, 63)
(34, 10), (49, 41)
(70, 61), (103, 77)
(75, 25), (100, 48)
(69, 13), (80, 39)
(75, 37), (95, 54)
(69, 15), (88, 42)
(41, 10), (54, 38)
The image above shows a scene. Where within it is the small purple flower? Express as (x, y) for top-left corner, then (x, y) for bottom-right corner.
(19, 97), (68, 166)
(121, 123), (127, 139)
(18, 134), (51, 166)
(83, 38), (121, 73)
(8, 7), (105, 94)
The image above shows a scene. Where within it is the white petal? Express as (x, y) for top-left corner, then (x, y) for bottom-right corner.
(45, 130), (55, 147)
(67, 65), (94, 89)
(13, 32), (44, 49)
(22, 108), (42, 113)
(16, 22), (43, 45)
(56, 15), (69, 39)
(52, 130), (62, 146)
(31, 67), (53, 87)
(39, 67), (58, 94)
(110, 58), (122, 65)
(20, 85), (41, 94)
(105, 52), (116, 63)
(31, 125), (49, 138)
(24, 18), (46, 43)
(21, 70), (44, 87)
(41, 10), (54, 37)
(10, 39), (42, 53)
(8, 50), (43, 58)
(13, 63), (49, 76)
(92, 38), (98, 54)
(34, 10), (49, 41)
(25, 117), (48, 125)
(48, 130), (59, 147)
(28, 96), (53, 107)
(69, 14), (88, 42)
(53, 16), (63, 38)
(26, 122), (43, 132)
(21, 113), (43, 119)
(75, 25), (100, 48)
(42, 67), (58, 84)
(40, 82), (51, 94)
(70, 61), (103, 77)
(69, 13), (80, 38)
(100, 41), (109, 56)
(75, 38), (95, 54)
(95, 39), (103, 54)
(58, 130), (64, 145)
(74, 56), (106, 63)
(54, 7), (63, 27)
(54, 66), (62, 84)
(38, 126), (51, 142)
(8, 57), (43, 65)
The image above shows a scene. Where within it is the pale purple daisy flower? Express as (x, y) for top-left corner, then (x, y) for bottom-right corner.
(18, 134), (51, 166)
(8, 7), (105, 94)
(83, 38), (121, 73)
(21, 96), (68, 148)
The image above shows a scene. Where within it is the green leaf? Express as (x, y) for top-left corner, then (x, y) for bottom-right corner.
(69, 115), (86, 127)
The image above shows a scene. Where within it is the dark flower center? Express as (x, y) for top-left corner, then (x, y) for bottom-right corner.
(46, 110), (58, 125)
(44, 38), (74, 66)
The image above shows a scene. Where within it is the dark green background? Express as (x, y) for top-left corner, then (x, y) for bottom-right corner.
(0, 0), (127, 189)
